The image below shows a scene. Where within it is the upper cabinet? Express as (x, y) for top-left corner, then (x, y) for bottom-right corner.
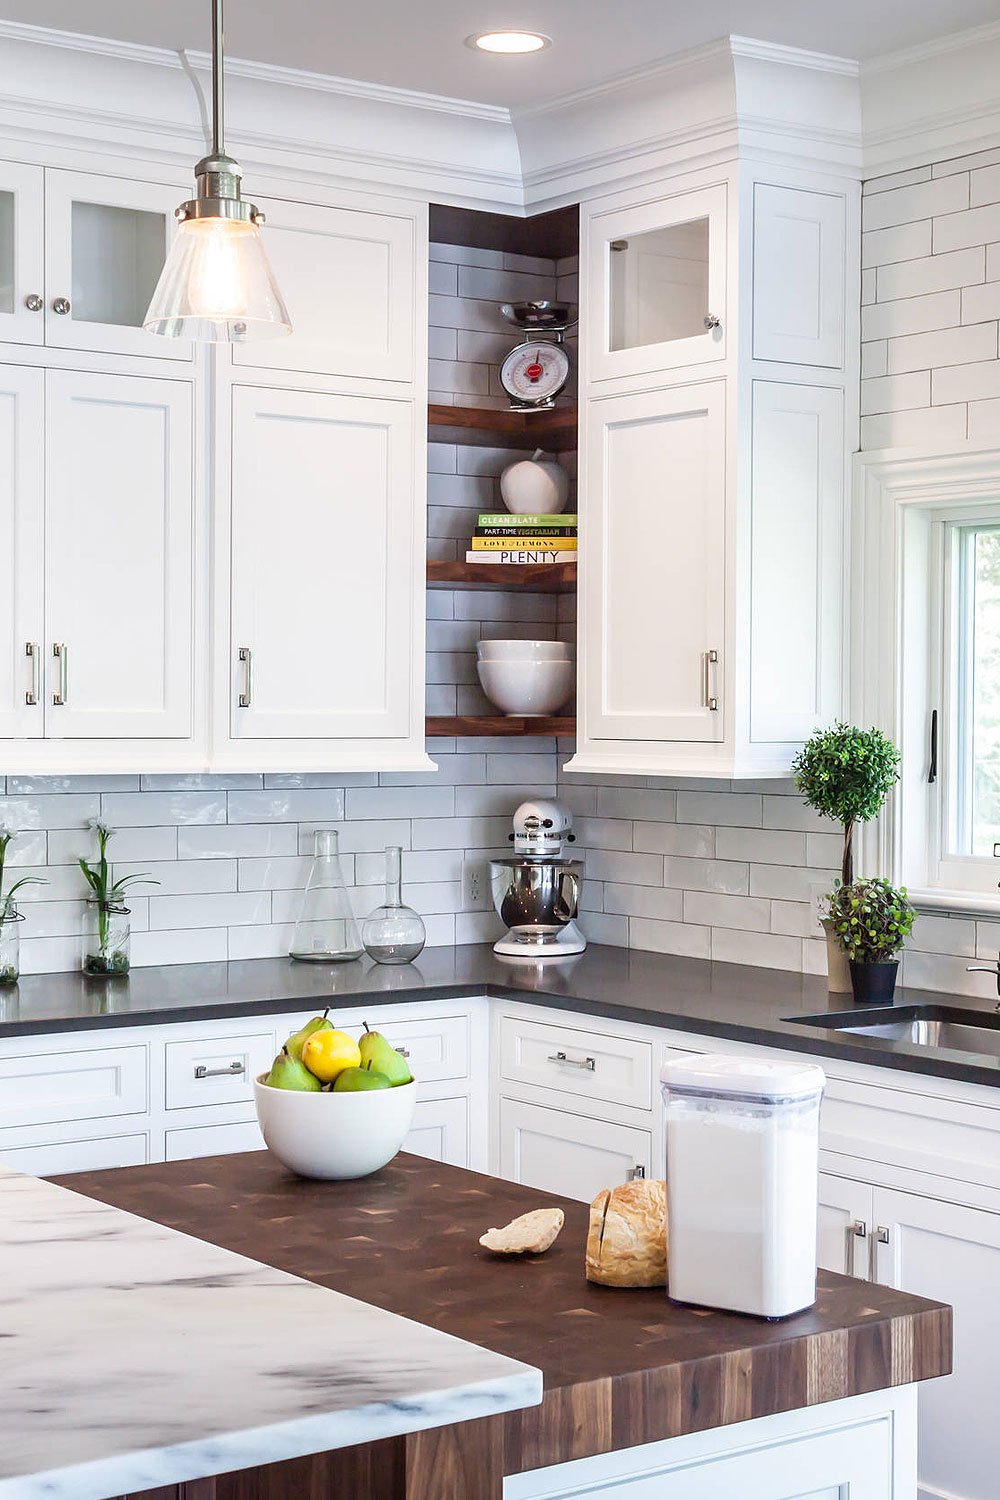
(0, 162), (191, 362)
(229, 196), (417, 384)
(569, 165), (859, 779)
(0, 365), (45, 738)
(587, 182), (728, 383)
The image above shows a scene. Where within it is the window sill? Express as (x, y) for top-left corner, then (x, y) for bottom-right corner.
(908, 888), (1000, 921)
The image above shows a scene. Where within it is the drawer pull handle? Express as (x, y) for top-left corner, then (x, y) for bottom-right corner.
(626, 1165), (645, 1181)
(548, 1050), (596, 1071)
(393, 1046), (411, 1058)
(851, 1219), (867, 1239)
(876, 1225), (890, 1245)
(194, 1061), (245, 1080)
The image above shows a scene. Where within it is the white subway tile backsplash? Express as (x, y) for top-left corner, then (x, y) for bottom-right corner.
(967, 397), (1000, 440)
(961, 280), (1000, 323)
(933, 201), (1000, 253)
(861, 370), (931, 415)
(595, 786), (677, 821)
(683, 892), (770, 930)
(887, 319), (997, 374)
(710, 927), (802, 970)
(862, 219), (932, 268)
(628, 916), (711, 959)
(675, 791), (762, 827)
(603, 883), (684, 921)
(101, 792), (226, 828)
(864, 165), (932, 195)
(345, 785), (455, 820)
(178, 824), (298, 860)
(227, 790), (346, 824)
(632, 822), (715, 858)
(149, 892), (272, 931)
(862, 172), (968, 231)
(715, 827), (807, 865)
(862, 288), (961, 340)
(876, 246), (984, 300)
(861, 404), (967, 448)
(749, 863), (838, 901)
(0, 794), (100, 829)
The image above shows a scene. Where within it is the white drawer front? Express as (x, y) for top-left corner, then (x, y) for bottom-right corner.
(0, 1132), (148, 1176)
(500, 1015), (652, 1110)
(370, 1015), (470, 1084)
(498, 1096), (652, 1203)
(406, 1096), (469, 1167)
(165, 1119), (265, 1161)
(165, 1032), (276, 1110)
(0, 1045), (147, 1130)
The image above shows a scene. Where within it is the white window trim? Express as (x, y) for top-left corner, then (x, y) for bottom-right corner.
(852, 445), (1000, 918)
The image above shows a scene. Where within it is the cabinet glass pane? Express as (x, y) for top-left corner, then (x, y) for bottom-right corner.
(71, 201), (166, 328)
(0, 192), (14, 315)
(609, 218), (709, 351)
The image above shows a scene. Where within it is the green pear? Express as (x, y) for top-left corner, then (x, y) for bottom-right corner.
(333, 1065), (391, 1092)
(265, 1044), (322, 1091)
(359, 1022), (412, 1086)
(285, 1009), (332, 1062)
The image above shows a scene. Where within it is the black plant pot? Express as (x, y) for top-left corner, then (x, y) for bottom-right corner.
(849, 959), (899, 1006)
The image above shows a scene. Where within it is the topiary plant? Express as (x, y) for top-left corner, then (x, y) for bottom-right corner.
(791, 723), (901, 887)
(827, 878), (915, 964)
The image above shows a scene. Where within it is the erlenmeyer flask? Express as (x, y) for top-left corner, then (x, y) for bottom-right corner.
(289, 830), (363, 962)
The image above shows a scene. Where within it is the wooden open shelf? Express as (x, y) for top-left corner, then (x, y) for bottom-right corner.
(428, 403), (577, 451)
(427, 560), (576, 593)
(426, 715), (576, 738)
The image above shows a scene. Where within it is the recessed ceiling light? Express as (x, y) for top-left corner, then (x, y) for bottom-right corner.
(466, 30), (551, 54)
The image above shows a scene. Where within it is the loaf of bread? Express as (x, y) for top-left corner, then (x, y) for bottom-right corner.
(585, 1179), (667, 1287)
(480, 1207), (565, 1255)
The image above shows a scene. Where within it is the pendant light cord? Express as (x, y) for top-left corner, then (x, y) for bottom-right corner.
(211, 0), (225, 156)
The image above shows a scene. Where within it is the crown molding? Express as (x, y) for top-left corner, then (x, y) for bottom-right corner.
(728, 35), (859, 77)
(862, 17), (1000, 77)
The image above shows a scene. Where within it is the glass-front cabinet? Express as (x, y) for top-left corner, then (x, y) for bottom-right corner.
(586, 181), (727, 381)
(0, 160), (190, 360)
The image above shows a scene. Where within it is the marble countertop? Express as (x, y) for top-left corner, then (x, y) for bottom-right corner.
(0, 1166), (541, 1500)
(1, 943), (999, 1088)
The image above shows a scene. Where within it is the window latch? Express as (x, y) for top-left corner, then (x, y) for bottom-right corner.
(928, 708), (938, 784)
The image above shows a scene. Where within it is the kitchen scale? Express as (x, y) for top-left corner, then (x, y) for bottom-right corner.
(498, 300), (578, 411)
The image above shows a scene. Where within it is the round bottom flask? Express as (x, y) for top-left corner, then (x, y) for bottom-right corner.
(362, 846), (426, 965)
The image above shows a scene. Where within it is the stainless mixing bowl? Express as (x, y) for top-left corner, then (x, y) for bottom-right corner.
(490, 858), (585, 937)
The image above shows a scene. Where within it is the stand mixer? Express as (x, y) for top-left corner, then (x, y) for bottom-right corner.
(490, 800), (586, 958)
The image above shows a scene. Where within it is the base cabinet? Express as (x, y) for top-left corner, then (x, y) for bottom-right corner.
(497, 1095), (651, 1203)
(818, 1171), (873, 1278)
(407, 1095), (469, 1168)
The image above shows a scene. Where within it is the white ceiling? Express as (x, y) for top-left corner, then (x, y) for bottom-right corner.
(3, 0), (998, 109)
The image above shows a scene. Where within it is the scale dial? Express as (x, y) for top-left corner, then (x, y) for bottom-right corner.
(499, 340), (570, 408)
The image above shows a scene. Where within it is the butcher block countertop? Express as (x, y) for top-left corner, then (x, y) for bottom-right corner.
(62, 1150), (953, 1497)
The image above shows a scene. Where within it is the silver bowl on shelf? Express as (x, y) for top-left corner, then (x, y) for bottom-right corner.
(500, 300), (579, 333)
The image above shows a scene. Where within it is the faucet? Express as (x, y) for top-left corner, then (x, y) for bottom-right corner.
(966, 953), (1000, 1008)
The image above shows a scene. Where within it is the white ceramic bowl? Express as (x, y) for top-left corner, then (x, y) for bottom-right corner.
(477, 639), (574, 662)
(254, 1075), (416, 1180)
(477, 657), (575, 716)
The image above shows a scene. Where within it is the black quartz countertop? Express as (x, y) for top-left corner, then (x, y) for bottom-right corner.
(2, 943), (1000, 1089)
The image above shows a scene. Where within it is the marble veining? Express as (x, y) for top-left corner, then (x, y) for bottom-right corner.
(0, 1166), (541, 1500)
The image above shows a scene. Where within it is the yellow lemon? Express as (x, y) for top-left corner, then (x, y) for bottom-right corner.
(302, 1027), (361, 1084)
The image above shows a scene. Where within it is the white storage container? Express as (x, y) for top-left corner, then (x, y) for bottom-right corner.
(660, 1055), (825, 1319)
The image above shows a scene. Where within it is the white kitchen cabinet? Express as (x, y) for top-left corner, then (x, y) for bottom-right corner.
(818, 1172), (873, 1278)
(752, 183), (847, 368)
(0, 364), (44, 737)
(499, 1012), (653, 1110)
(579, 381), (726, 747)
(498, 1095), (651, 1203)
(44, 369), (194, 739)
(0, 1042), (148, 1131)
(0, 160), (45, 346)
(165, 1119), (265, 1162)
(43, 169), (191, 361)
(406, 1095), (469, 1167)
(230, 195), (417, 384)
(225, 384), (424, 754)
(0, 1132), (149, 1175)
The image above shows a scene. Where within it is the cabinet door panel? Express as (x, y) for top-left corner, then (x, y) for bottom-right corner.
(229, 387), (415, 739)
(0, 161), (45, 346)
(498, 1096), (651, 1203)
(0, 1132), (148, 1175)
(873, 1186), (999, 1500)
(165, 1119), (265, 1162)
(0, 365), (45, 737)
(44, 170), (192, 360)
(817, 1172), (873, 1278)
(753, 184), (846, 368)
(231, 198), (415, 382)
(583, 382), (725, 742)
(406, 1096), (468, 1167)
(44, 370), (194, 738)
(750, 381), (844, 742)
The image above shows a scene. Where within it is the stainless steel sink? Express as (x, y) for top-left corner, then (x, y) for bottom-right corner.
(789, 1005), (1000, 1058)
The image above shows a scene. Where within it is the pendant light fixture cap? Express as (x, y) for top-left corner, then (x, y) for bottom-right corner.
(176, 152), (261, 225)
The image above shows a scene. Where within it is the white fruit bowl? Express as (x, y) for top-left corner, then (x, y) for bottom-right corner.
(477, 639), (574, 663)
(477, 657), (575, 716)
(254, 1075), (417, 1180)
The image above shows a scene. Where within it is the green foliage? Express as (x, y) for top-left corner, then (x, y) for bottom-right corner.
(791, 723), (901, 884)
(0, 826), (46, 921)
(78, 820), (158, 908)
(828, 877), (916, 963)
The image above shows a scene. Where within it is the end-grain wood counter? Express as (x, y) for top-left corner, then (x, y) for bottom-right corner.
(60, 1151), (951, 1500)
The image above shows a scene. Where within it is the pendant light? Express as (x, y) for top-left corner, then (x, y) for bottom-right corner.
(144, 0), (291, 342)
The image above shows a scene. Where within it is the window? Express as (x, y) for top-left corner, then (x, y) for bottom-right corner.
(948, 525), (1000, 861)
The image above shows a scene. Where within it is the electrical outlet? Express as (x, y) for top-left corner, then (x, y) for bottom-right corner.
(808, 882), (829, 937)
(462, 860), (489, 911)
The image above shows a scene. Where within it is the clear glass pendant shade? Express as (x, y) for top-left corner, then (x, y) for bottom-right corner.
(143, 216), (291, 342)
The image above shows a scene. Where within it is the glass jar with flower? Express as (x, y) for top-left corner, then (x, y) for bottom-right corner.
(79, 821), (157, 977)
(0, 828), (45, 986)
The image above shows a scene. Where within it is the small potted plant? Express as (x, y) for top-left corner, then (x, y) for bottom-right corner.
(827, 877), (915, 1005)
(791, 723), (901, 991)
(79, 821), (157, 977)
(0, 828), (46, 986)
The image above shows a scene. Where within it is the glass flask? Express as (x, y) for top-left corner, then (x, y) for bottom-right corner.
(362, 846), (426, 965)
(289, 830), (363, 962)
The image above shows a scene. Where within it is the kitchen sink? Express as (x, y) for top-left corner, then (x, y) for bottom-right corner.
(789, 1004), (1000, 1058)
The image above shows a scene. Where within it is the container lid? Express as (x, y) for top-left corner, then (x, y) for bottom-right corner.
(659, 1054), (825, 1102)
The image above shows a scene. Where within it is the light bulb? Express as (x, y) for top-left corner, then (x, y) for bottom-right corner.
(467, 31), (550, 53)
(144, 213), (291, 342)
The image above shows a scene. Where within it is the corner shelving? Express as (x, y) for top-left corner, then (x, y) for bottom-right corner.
(427, 403), (577, 452)
(426, 715), (576, 738)
(426, 560), (576, 593)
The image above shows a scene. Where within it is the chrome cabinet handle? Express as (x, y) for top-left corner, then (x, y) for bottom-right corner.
(626, 1165), (646, 1181)
(851, 1219), (868, 1239)
(847, 1218), (867, 1277)
(876, 1225), (890, 1244)
(194, 1061), (245, 1079)
(51, 642), (67, 706)
(238, 646), (252, 708)
(393, 1046), (411, 1058)
(52, 297), (71, 315)
(24, 642), (39, 706)
(547, 1050), (596, 1071)
(24, 294), (43, 312)
(702, 649), (719, 711)
(704, 313), (721, 330)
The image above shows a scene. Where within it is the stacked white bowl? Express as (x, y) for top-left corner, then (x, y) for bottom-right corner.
(477, 639), (575, 716)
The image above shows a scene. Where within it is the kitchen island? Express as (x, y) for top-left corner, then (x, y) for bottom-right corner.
(46, 1149), (952, 1500)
